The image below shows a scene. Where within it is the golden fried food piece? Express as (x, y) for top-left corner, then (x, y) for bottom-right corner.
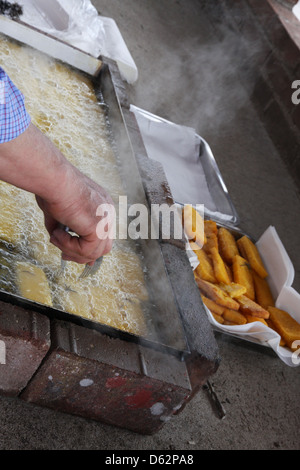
(218, 227), (239, 265)
(232, 255), (255, 301)
(237, 235), (268, 279)
(224, 262), (233, 282)
(223, 308), (247, 325)
(195, 278), (240, 310)
(203, 232), (218, 255)
(219, 282), (247, 298)
(237, 295), (269, 319)
(244, 314), (268, 326)
(203, 220), (218, 254)
(267, 319), (286, 346)
(210, 247), (231, 285)
(15, 261), (52, 306)
(204, 219), (218, 235)
(201, 295), (225, 315)
(252, 271), (275, 310)
(211, 312), (224, 324)
(191, 243), (216, 283)
(0, 184), (23, 245)
(182, 205), (206, 248)
(268, 307), (300, 351)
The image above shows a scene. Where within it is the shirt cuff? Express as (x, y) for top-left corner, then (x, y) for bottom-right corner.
(0, 68), (31, 143)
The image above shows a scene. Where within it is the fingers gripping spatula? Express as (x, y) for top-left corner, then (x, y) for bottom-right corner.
(59, 225), (103, 279)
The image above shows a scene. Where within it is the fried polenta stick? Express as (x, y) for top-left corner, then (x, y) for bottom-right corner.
(232, 254), (255, 301)
(195, 278), (240, 310)
(252, 271), (275, 310)
(267, 318), (286, 346)
(218, 227), (239, 265)
(210, 247), (231, 285)
(211, 312), (224, 324)
(237, 295), (269, 319)
(245, 314), (268, 326)
(268, 307), (300, 351)
(219, 282), (247, 298)
(203, 220), (218, 254)
(201, 294), (225, 316)
(15, 262), (52, 307)
(224, 262), (233, 282)
(223, 308), (247, 325)
(191, 242), (216, 283)
(182, 205), (206, 248)
(237, 235), (268, 279)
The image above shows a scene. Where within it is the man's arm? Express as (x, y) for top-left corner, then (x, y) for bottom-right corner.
(0, 123), (114, 264)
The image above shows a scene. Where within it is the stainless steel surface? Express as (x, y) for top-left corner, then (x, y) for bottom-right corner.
(78, 256), (103, 279)
(175, 136), (240, 229)
(197, 136), (240, 227)
(59, 225), (69, 273)
(0, 26), (191, 360)
(131, 106), (239, 228)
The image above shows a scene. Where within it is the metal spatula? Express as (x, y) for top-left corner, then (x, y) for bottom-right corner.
(59, 225), (103, 279)
(78, 256), (103, 279)
(59, 225), (69, 273)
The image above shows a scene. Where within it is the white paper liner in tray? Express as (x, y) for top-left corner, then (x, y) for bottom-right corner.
(129, 106), (299, 366)
(204, 226), (300, 367)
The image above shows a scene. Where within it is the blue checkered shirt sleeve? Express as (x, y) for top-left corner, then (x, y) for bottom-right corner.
(0, 67), (31, 143)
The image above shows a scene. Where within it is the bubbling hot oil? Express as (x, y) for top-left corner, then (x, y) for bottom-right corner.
(0, 34), (148, 336)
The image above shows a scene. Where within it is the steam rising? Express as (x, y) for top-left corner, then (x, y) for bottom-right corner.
(129, 11), (262, 141)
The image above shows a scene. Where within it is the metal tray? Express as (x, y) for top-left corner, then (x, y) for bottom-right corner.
(0, 20), (190, 360)
(197, 136), (239, 227)
(129, 106), (240, 227)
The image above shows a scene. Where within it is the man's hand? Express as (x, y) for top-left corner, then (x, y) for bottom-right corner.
(0, 123), (115, 264)
(36, 172), (115, 265)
